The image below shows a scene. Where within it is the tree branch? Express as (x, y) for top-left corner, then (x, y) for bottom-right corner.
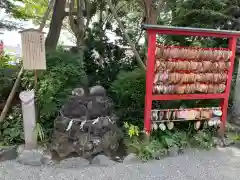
(84, 0), (91, 29)
(39, 0), (56, 30)
(136, 32), (143, 47)
(77, 0), (86, 42)
(156, 0), (166, 17)
(137, 0), (145, 8)
(106, 0), (146, 70)
(69, 0), (78, 37)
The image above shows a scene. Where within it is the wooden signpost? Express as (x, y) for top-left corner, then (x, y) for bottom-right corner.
(18, 29), (47, 149)
(20, 29), (46, 70)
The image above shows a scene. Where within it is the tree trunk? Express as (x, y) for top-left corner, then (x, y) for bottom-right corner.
(232, 56), (240, 125)
(141, 0), (159, 66)
(45, 0), (66, 50)
(143, 0), (157, 24)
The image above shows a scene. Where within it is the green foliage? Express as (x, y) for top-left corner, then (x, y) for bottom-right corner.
(171, 0), (229, 29)
(0, 55), (20, 101)
(0, 50), (88, 145)
(21, 50), (88, 135)
(229, 58), (239, 108)
(110, 68), (145, 126)
(127, 138), (167, 161)
(19, 0), (48, 22)
(124, 121), (214, 161)
(1, 0), (29, 19)
(124, 122), (140, 138)
(22, 51), (87, 116)
(35, 122), (45, 142)
(190, 130), (214, 149)
(1, 0), (59, 29)
(0, 106), (24, 146)
(84, 24), (135, 89)
(230, 133), (240, 142)
(0, 107), (49, 146)
(162, 0), (231, 47)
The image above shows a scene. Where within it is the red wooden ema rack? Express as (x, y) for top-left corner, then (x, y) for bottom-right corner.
(142, 24), (240, 136)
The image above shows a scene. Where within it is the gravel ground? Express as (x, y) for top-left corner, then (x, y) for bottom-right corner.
(1, 147), (240, 180)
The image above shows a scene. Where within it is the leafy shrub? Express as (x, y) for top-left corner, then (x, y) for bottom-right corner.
(21, 50), (88, 135)
(23, 50), (87, 117)
(0, 54), (20, 101)
(124, 122), (214, 161)
(0, 106), (49, 146)
(126, 138), (167, 161)
(84, 23), (136, 89)
(190, 130), (214, 149)
(0, 106), (24, 146)
(110, 68), (145, 126)
(123, 122), (140, 138)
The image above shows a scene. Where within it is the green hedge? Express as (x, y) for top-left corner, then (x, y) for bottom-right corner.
(110, 68), (145, 126)
(0, 55), (20, 101)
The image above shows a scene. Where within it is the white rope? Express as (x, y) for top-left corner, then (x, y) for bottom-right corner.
(66, 120), (73, 131)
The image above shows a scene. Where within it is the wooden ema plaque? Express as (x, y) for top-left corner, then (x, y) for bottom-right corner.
(153, 46), (231, 95)
(20, 29), (46, 70)
(143, 25), (240, 135)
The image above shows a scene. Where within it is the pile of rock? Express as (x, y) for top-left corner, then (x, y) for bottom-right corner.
(51, 85), (123, 159)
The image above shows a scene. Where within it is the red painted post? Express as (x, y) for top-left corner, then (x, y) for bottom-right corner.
(142, 25), (240, 137)
(152, 93), (225, 101)
(221, 37), (237, 127)
(151, 30), (236, 38)
(144, 30), (156, 135)
(0, 40), (3, 54)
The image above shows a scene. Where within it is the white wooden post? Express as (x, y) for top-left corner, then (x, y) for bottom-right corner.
(19, 90), (37, 149)
(19, 29), (47, 149)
